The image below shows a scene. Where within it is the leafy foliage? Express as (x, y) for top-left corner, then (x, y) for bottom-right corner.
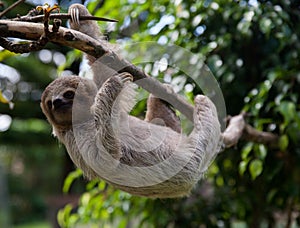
(1, 0), (300, 227)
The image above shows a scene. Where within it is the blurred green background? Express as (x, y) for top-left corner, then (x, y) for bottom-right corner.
(0, 0), (299, 227)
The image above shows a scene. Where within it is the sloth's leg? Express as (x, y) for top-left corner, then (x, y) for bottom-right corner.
(189, 95), (221, 171)
(145, 85), (181, 133)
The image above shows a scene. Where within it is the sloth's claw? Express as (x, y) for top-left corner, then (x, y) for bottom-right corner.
(118, 72), (133, 84)
(70, 7), (80, 26)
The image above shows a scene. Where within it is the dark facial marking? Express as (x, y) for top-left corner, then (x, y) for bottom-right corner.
(63, 90), (75, 99)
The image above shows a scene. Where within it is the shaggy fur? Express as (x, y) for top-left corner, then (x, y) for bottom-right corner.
(41, 74), (221, 198)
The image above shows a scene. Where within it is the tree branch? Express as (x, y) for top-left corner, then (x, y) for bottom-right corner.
(0, 19), (280, 149)
(13, 13), (118, 23)
(222, 113), (279, 149)
(0, 20), (108, 56)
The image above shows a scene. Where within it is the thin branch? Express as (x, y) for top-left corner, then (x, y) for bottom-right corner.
(222, 113), (279, 149)
(12, 13), (118, 23)
(0, 0), (25, 18)
(243, 124), (279, 148)
(0, 36), (48, 52)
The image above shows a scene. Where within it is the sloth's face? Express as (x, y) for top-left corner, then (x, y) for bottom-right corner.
(41, 76), (97, 129)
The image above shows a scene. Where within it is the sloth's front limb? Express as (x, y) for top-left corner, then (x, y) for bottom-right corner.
(92, 73), (133, 159)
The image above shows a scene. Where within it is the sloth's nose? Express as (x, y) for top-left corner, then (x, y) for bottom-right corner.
(53, 98), (64, 109)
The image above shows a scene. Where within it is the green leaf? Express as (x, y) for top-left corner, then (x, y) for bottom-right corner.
(258, 144), (267, 160)
(81, 192), (92, 206)
(249, 159), (263, 180)
(279, 134), (289, 151)
(57, 204), (74, 228)
(0, 50), (16, 61)
(62, 169), (83, 193)
(239, 161), (248, 176)
(277, 101), (296, 124)
(241, 143), (253, 160)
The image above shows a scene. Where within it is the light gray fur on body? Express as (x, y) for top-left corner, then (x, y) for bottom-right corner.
(52, 74), (221, 198)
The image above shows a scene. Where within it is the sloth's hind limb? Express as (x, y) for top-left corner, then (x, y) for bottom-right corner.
(145, 84), (181, 133)
(188, 95), (221, 175)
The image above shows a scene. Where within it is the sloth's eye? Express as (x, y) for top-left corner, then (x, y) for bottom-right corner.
(63, 91), (75, 99)
(47, 100), (52, 109)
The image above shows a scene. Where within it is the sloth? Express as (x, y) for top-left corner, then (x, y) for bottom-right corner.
(40, 4), (221, 198)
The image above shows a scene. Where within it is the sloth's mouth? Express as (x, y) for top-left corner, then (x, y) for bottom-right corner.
(54, 101), (73, 111)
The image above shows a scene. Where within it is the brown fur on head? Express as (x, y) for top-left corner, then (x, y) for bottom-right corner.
(41, 76), (97, 133)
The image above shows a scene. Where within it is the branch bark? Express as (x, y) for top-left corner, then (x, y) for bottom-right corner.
(0, 19), (280, 149)
(12, 13), (118, 23)
(222, 113), (279, 149)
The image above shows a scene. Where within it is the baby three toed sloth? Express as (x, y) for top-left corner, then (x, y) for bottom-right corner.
(40, 4), (221, 198)
(41, 73), (221, 198)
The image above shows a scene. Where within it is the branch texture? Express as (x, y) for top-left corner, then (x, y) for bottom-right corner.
(222, 113), (279, 149)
